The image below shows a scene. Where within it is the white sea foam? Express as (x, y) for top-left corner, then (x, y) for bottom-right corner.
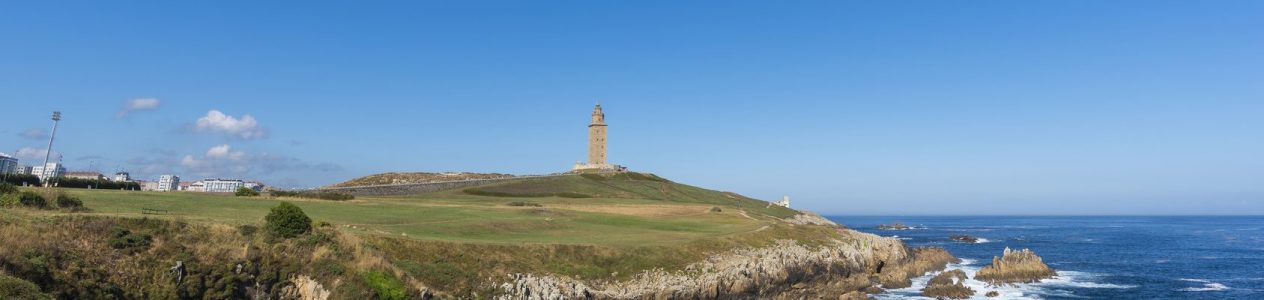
(875, 261), (1134, 299)
(1177, 279), (1230, 292)
(974, 238), (991, 243)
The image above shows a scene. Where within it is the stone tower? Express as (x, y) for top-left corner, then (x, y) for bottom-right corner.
(587, 103), (607, 165)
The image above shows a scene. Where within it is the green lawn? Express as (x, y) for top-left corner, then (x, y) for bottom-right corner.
(44, 176), (780, 247)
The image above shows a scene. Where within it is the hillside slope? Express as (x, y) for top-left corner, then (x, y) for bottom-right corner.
(0, 174), (951, 299)
(326, 172), (515, 188)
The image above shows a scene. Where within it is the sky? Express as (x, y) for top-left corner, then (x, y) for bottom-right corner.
(1, 1), (1261, 215)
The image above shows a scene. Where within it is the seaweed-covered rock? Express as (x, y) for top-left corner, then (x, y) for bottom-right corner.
(974, 247), (1056, 284)
(877, 223), (911, 230)
(921, 269), (974, 299)
(986, 290), (1000, 297)
(948, 235), (978, 243)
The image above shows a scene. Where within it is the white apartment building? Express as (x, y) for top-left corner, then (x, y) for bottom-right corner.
(201, 179), (244, 193)
(31, 162), (66, 181)
(157, 175), (180, 192)
(0, 153), (17, 174)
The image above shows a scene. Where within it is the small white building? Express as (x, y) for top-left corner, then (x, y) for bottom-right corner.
(157, 175), (180, 192)
(201, 178), (245, 193)
(773, 196), (790, 208)
(113, 172), (131, 182)
(139, 180), (159, 191)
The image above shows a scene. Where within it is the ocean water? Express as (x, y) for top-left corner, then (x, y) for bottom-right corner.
(827, 216), (1264, 299)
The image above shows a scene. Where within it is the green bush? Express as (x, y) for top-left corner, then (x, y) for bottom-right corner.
(710, 206), (723, 213)
(0, 174), (40, 187)
(506, 201), (543, 207)
(0, 182), (17, 194)
(45, 176), (140, 190)
(0, 273), (51, 300)
(1, 191), (47, 208)
(108, 227), (152, 252)
(265, 202), (312, 238)
(362, 271), (407, 300)
(56, 194), (83, 208)
(234, 187), (260, 197)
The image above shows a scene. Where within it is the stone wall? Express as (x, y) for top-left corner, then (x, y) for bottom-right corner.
(313, 175), (566, 196)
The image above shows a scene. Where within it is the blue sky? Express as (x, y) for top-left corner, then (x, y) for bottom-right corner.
(2, 1), (1261, 215)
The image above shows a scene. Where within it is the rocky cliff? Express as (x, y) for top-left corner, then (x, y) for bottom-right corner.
(497, 228), (956, 299)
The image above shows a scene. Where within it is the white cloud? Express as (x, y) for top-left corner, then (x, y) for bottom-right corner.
(179, 144), (340, 178)
(194, 110), (267, 140)
(14, 147), (60, 161)
(116, 98), (162, 118)
(18, 128), (48, 140)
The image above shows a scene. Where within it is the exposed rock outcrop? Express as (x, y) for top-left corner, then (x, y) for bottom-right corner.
(783, 212), (842, 227)
(921, 269), (974, 299)
(279, 275), (331, 300)
(974, 247), (1056, 285)
(877, 223), (911, 230)
(497, 229), (950, 299)
(948, 235), (978, 243)
(875, 247), (959, 289)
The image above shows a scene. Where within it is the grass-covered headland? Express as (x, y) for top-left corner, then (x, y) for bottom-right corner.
(0, 173), (934, 299)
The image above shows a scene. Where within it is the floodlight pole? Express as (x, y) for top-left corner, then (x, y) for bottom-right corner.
(40, 111), (61, 187)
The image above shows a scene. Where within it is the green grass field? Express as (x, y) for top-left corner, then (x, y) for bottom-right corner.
(22, 173), (799, 247)
(0, 173), (839, 296)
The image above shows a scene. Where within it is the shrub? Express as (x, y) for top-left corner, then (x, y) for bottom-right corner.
(56, 194), (83, 208)
(0, 174), (40, 187)
(555, 192), (591, 198)
(506, 201), (542, 207)
(0, 182), (17, 194)
(1, 191), (47, 208)
(235, 187), (260, 197)
(265, 202), (312, 238)
(44, 176), (140, 190)
(362, 271), (407, 300)
(710, 206), (723, 213)
(108, 227), (152, 252)
(0, 274), (51, 300)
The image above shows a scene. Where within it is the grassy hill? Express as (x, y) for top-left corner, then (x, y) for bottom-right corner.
(326, 172), (515, 188)
(0, 173), (827, 298)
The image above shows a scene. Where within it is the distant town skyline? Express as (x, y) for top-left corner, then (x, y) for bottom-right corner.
(2, 2), (1261, 214)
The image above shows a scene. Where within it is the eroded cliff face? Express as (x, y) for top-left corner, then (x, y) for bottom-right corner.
(497, 228), (957, 299)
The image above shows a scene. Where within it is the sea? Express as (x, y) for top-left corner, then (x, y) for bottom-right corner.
(827, 216), (1264, 299)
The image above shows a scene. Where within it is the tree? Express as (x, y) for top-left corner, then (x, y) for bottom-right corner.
(235, 187), (260, 197)
(265, 202), (311, 238)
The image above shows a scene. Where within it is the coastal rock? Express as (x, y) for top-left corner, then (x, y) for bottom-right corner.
(877, 223), (911, 230)
(985, 290), (1000, 297)
(948, 235), (978, 243)
(876, 247), (959, 289)
(974, 247), (1056, 285)
(496, 229), (942, 299)
(278, 275), (330, 300)
(840, 291), (874, 300)
(921, 269), (974, 299)
(783, 212), (843, 227)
